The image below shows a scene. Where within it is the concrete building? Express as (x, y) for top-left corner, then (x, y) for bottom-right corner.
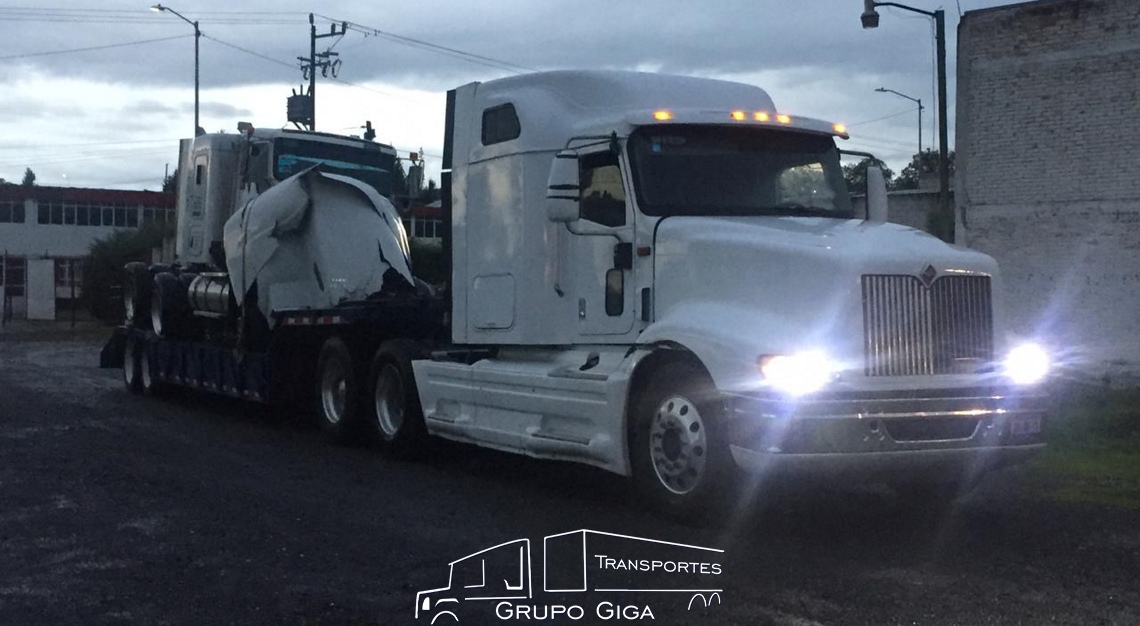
(0, 185), (174, 320)
(956, 0), (1140, 373)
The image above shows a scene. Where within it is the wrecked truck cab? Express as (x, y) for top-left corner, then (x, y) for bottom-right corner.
(224, 166), (414, 322)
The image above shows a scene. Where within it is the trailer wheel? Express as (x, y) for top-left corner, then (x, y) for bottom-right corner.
(366, 339), (428, 457)
(123, 262), (151, 329)
(316, 337), (361, 443)
(629, 361), (732, 522)
(122, 335), (143, 395)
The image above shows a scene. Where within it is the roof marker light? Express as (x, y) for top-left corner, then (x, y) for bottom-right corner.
(754, 112), (770, 122)
(776, 114), (792, 124)
(730, 111), (746, 121)
(832, 123), (848, 134)
(653, 110), (673, 121)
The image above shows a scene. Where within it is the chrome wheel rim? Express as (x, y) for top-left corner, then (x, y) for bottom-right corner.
(123, 343), (137, 387)
(140, 349), (152, 390)
(320, 359), (348, 425)
(373, 364), (405, 439)
(150, 297), (164, 337)
(649, 395), (708, 495)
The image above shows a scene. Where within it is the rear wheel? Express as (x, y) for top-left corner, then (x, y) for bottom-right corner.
(315, 337), (361, 443)
(122, 335), (143, 395)
(123, 262), (151, 329)
(366, 340), (428, 457)
(629, 361), (733, 522)
(151, 272), (183, 338)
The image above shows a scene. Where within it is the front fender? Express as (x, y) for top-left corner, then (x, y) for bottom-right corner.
(637, 301), (837, 393)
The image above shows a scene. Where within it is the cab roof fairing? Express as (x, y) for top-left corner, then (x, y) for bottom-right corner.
(464, 69), (788, 154)
(623, 109), (851, 140)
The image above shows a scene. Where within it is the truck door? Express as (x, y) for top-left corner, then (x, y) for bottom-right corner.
(568, 150), (636, 336)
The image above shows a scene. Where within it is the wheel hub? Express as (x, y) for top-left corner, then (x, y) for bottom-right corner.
(649, 395), (708, 495)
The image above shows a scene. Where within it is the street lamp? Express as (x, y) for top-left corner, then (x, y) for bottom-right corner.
(875, 87), (923, 155)
(861, 0), (951, 242)
(150, 4), (201, 137)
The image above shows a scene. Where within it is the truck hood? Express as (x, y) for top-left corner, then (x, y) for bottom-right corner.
(642, 216), (1003, 391)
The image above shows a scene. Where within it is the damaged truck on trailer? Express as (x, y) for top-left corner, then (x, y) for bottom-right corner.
(104, 70), (1050, 517)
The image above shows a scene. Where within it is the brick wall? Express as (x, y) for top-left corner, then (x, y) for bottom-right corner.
(957, 0), (1140, 374)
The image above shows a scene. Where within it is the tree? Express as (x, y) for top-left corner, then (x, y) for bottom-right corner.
(21, 168), (35, 186)
(892, 149), (955, 190)
(419, 178), (440, 203)
(162, 168), (180, 194)
(391, 158), (408, 199)
(83, 224), (168, 322)
(843, 158), (894, 195)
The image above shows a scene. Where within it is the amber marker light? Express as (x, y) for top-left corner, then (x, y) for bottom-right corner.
(776, 114), (792, 124)
(833, 123), (848, 134)
(653, 110), (673, 121)
(754, 112), (770, 122)
(730, 111), (746, 121)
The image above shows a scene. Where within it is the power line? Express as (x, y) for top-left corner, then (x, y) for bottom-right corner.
(201, 34), (295, 70)
(848, 108), (916, 127)
(315, 14), (537, 74)
(0, 34), (191, 60)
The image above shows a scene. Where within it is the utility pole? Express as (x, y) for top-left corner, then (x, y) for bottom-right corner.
(295, 13), (346, 131)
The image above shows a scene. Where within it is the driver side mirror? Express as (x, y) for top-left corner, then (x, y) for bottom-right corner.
(866, 165), (889, 223)
(546, 150), (581, 223)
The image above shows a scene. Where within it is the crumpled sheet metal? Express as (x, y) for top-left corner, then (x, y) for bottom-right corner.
(224, 167), (413, 322)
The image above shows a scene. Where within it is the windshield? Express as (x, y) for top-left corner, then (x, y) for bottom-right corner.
(273, 138), (395, 197)
(628, 125), (852, 218)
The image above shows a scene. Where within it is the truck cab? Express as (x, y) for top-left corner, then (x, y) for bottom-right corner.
(413, 70), (1049, 516)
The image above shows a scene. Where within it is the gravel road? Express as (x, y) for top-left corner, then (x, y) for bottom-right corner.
(1, 337), (1137, 625)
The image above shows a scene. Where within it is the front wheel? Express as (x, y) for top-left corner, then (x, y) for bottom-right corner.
(629, 361), (733, 521)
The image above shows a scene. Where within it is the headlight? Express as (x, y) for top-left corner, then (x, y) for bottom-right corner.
(759, 351), (834, 396)
(1004, 343), (1049, 385)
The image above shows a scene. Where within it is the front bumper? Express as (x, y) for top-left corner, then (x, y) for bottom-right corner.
(726, 386), (1047, 481)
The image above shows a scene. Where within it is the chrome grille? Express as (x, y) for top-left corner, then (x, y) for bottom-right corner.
(862, 274), (993, 376)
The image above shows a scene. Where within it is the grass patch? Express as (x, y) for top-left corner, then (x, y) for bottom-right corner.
(1026, 384), (1140, 509)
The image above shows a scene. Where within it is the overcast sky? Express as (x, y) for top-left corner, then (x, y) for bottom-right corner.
(0, 0), (1014, 190)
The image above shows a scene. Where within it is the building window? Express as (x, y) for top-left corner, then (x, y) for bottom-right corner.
(1, 256), (26, 297)
(413, 218), (442, 239)
(0, 199), (24, 223)
(126, 207), (139, 228)
(55, 258), (83, 291)
(76, 205), (90, 226)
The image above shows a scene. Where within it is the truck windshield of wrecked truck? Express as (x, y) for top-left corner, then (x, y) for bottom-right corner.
(273, 138), (395, 198)
(628, 125), (853, 219)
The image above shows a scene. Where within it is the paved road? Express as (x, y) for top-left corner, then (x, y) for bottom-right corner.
(1, 338), (1138, 625)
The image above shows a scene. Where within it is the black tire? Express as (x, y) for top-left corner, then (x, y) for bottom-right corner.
(151, 272), (183, 338)
(365, 339), (429, 457)
(123, 262), (151, 329)
(122, 335), (144, 395)
(315, 337), (362, 444)
(137, 341), (171, 397)
(629, 361), (734, 522)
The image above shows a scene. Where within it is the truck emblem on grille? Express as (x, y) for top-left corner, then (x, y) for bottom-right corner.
(919, 264), (938, 288)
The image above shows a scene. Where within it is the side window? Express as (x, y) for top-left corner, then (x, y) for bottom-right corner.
(481, 103), (520, 146)
(579, 152), (626, 228)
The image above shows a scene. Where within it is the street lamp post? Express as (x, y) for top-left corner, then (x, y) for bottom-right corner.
(861, 1), (951, 242)
(874, 87), (923, 155)
(151, 4), (201, 137)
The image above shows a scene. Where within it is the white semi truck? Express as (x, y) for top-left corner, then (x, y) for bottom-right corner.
(104, 70), (1049, 518)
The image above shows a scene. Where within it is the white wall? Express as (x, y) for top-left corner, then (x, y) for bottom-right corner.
(957, 0), (1140, 374)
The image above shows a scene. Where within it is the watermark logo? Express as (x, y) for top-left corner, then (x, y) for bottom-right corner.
(415, 529), (724, 622)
